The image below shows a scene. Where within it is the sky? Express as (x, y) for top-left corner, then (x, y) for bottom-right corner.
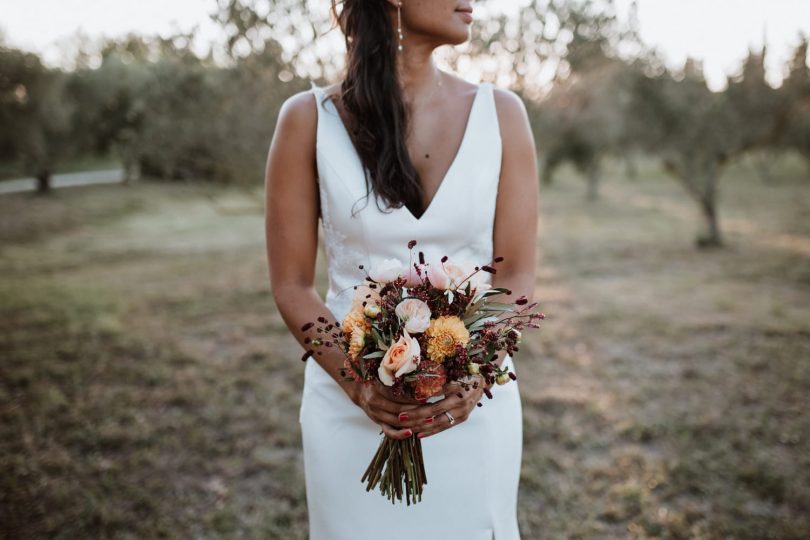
(0, 0), (808, 90)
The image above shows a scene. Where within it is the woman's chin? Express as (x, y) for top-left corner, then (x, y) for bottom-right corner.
(444, 29), (471, 46)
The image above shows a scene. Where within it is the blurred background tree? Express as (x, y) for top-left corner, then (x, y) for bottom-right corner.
(0, 0), (807, 245)
(0, 43), (76, 192)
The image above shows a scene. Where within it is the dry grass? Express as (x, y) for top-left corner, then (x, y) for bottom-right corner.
(1, 158), (808, 539)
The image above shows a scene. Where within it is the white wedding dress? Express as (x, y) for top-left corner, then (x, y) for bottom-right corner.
(300, 79), (523, 540)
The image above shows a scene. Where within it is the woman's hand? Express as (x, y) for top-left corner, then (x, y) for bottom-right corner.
(349, 380), (425, 440)
(394, 374), (490, 439)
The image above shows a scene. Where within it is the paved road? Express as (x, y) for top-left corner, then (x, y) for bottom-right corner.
(0, 168), (126, 195)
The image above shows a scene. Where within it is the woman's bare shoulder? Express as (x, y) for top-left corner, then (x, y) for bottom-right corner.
(275, 88), (319, 142)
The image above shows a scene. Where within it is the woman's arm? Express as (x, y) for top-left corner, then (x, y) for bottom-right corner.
(265, 90), (430, 441)
(489, 87), (540, 371)
(264, 90), (356, 400)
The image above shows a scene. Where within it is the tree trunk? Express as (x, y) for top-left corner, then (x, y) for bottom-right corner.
(696, 197), (723, 248)
(123, 157), (140, 185)
(695, 171), (723, 248)
(669, 159), (724, 249)
(35, 171), (51, 194)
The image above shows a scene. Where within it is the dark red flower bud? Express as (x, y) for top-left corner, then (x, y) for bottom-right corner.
(515, 296), (528, 305)
(301, 322), (314, 332)
(301, 349), (314, 361)
(317, 316), (327, 323)
(408, 240), (417, 249)
(441, 255), (448, 263)
(481, 265), (496, 273)
(508, 372), (517, 380)
(494, 256), (504, 262)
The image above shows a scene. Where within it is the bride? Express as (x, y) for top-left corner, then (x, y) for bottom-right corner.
(264, 0), (538, 538)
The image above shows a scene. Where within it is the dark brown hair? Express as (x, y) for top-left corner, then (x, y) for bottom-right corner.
(328, 0), (424, 218)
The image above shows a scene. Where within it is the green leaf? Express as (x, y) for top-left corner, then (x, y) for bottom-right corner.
(370, 327), (389, 351)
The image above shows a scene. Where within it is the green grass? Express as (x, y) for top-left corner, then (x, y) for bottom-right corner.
(0, 159), (808, 538)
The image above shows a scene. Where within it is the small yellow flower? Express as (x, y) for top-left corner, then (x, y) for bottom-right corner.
(425, 315), (470, 363)
(364, 303), (380, 318)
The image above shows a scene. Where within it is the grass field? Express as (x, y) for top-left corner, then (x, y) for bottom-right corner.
(1, 157), (808, 539)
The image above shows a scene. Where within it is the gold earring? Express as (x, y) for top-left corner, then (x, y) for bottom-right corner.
(397, 2), (404, 52)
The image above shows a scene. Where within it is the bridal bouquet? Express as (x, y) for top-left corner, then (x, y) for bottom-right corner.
(300, 239), (544, 505)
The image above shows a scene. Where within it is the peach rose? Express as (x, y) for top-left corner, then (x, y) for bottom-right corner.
(394, 298), (431, 334)
(426, 258), (474, 291)
(378, 328), (421, 386)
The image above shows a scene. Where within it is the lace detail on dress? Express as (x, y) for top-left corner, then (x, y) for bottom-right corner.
(316, 158), (368, 313)
(318, 182), (350, 280)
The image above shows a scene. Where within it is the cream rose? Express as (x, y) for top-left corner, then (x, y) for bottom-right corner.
(394, 298), (431, 334)
(369, 257), (407, 283)
(378, 328), (421, 386)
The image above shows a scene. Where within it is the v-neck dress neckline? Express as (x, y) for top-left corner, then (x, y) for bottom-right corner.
(313, 81), (489, 223)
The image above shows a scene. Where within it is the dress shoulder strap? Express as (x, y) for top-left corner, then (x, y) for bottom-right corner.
(479, 81), (501, 142)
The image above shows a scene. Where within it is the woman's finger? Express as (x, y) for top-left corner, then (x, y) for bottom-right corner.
(396, 394), (463, 425)
(369, 393), (423, 416)
(416, 405), (470, 438)
(367, 408), (410, 429)
(378, 421), (414, 440)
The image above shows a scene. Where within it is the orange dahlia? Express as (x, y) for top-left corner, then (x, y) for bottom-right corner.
(342, 307), (371, 336)
(348, 326), (367, 359)
(424, 315), (470, 363)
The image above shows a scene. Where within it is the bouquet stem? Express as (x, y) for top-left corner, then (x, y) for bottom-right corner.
(361, 433), (427, 505)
